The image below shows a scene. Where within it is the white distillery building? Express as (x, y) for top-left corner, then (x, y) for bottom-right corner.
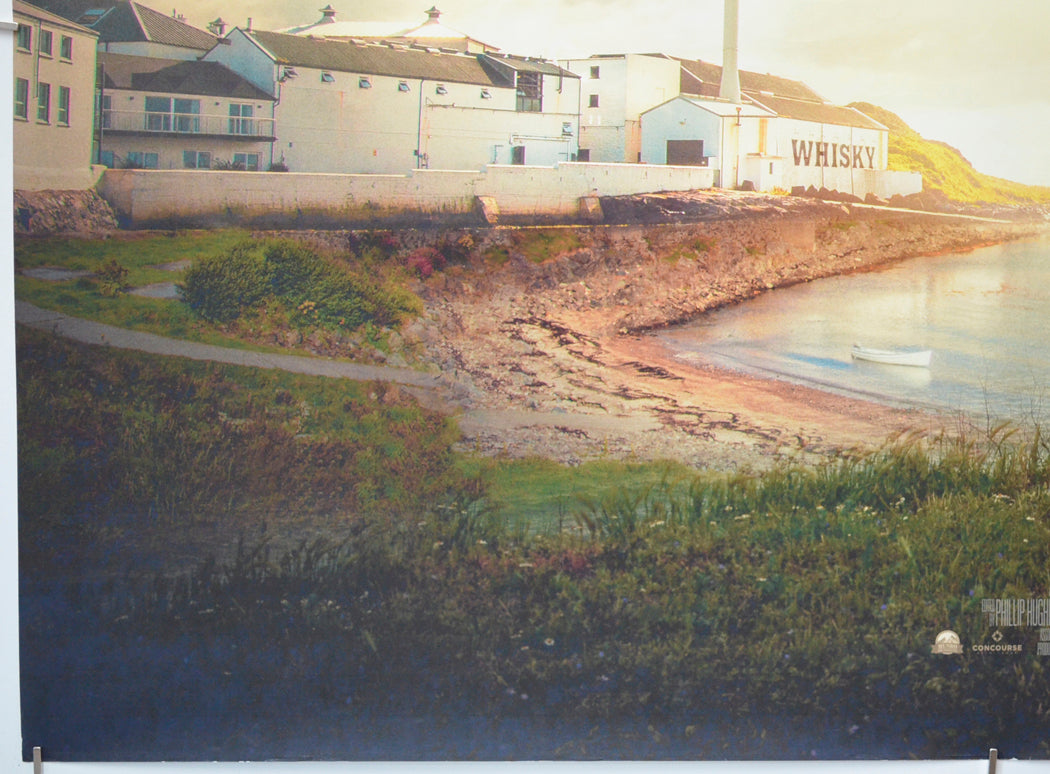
(13, 0), (100, 190)
(567, 0), (920, 199)
(204, 29), (580, 174)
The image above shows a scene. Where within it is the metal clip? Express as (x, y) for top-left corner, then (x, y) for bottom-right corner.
(33, 747), (42, 774)
(989, 748), (998, 774)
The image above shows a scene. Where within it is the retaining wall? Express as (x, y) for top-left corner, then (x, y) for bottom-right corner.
(97, 162), (717, 229)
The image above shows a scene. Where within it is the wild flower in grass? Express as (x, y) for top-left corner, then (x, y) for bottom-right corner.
(544, 638), (555, 647)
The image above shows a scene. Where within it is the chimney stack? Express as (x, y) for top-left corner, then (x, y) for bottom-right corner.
(719, 0), (742, 104)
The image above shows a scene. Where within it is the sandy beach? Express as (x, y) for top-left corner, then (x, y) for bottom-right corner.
(400, 194), (1048, 469)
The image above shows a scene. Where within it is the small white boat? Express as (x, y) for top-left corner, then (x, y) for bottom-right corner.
(851, 345), (931, 368)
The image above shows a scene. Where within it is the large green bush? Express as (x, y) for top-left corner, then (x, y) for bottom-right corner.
(178, 238), (420, 329)
(179, 241), (272, 322)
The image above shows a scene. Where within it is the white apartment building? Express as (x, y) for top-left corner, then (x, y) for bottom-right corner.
(13, 0), (100, 190)
(204, 29), (580, 173)
(97, 52), (276, 171)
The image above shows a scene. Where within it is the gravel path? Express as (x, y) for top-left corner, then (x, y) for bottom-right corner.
(15, 300), (443, 389)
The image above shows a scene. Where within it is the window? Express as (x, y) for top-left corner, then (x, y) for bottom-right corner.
(144, 96), (171, 130)
(511, 146), (525, 165)
(576, 149), (590, 162)
(100, 94), (111, 128)
(228, 103), (253, 135)
(320, 71), (335, 83)
(590, 66), (600, 79)
(397, 81), (410, 92)
(515, 72), (542, 112)
(99, 149), (115, 167)
(14, 78), (29, 120)
(183, 150), (211, 169)
(126, 151), (158, 169)
(358, 76), (371, 89)
(435, 84), (447, 95)
(588, 94), (599, 108)
(16, 24), (31, 51)
(145, 97), (200, 132)
(36, 82), (50, 123)
(561, 121), (573, 136)
(173, 98), (200, 132)
(233, 152), (260, 171)
(57, 86), (70, 126)
(60, 35), (73, 60)
(38, 29), (52, 56)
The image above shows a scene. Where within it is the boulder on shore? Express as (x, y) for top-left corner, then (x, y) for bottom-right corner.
(14, 189), (118, 236)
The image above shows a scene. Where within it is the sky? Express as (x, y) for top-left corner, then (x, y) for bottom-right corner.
(153, 0), (1050, 186)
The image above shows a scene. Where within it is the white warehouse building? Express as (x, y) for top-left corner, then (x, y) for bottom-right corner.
(204, 28), (581, 174)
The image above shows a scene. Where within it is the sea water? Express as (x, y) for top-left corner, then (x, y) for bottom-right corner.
(658, 237), (1050, 426)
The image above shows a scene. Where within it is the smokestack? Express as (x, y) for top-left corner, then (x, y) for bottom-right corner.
(719, 0), (742, 104)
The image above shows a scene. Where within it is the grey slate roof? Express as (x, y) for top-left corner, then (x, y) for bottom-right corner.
(93, 1), (218, 51)
(672, 57), (827, 103)
(745, 93), (887, 131)
(100, 52), (274, 100)
(479, 53), (578, 78)
(248, 29), (502, 86)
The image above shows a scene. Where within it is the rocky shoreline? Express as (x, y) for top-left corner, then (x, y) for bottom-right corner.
(393, 192), (1049, 470)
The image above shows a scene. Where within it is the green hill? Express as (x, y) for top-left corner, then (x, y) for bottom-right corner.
(849, 102), (1050, 205)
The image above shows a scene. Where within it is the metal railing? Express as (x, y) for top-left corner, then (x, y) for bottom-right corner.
(102, 109), (275, 138)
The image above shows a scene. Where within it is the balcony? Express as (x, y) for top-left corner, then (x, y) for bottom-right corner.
(102, 109), (276, 141)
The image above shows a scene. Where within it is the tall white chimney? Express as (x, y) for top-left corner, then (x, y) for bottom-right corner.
(719, 0), (742, 104)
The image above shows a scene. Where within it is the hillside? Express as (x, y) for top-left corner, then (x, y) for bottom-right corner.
(850, 102), (1050, 205)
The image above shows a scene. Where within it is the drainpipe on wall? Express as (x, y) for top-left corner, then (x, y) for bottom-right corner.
(416, 78), (424, 169)
(96, 61), (105, 164)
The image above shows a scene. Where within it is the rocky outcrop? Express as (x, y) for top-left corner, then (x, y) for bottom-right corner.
(14, 189), (119, 236)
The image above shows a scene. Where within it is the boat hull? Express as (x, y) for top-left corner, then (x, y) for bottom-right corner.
(851, 346), (931, 368)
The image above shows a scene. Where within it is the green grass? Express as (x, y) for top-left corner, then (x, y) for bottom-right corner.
(851, 103), (1050, 204)
(17, 326), (462, 532)
(15, 230), (249, 279)
(511, 228), (583, 263)
(14, 232), (423, 357)
(459, 456), (699, 533)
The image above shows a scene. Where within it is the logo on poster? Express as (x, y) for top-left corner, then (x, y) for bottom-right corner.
(931, 630), (963, 655)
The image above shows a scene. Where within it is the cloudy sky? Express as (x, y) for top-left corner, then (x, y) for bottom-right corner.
(167, 1), (1050, 185)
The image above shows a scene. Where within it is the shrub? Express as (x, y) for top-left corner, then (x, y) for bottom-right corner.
(405, 246), (447, 278)
(179, 238), (420, 330)
(179, 242), (272, 322)
(95, 258), (130, 296)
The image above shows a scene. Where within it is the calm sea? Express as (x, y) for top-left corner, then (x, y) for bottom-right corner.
(658, 237), (1050, 426)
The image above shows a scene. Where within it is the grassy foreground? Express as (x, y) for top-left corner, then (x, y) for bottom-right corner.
(17, 329), (1050, 760)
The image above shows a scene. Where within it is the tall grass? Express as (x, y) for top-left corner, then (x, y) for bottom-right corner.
(23, 414), (1050, 758)
(18, 324), (1050, 758)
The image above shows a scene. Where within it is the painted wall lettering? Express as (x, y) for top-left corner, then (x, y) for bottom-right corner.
(791, 139), (877, 169)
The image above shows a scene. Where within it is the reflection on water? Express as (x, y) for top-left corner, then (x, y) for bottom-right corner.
(659, 238), (1050, 425)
